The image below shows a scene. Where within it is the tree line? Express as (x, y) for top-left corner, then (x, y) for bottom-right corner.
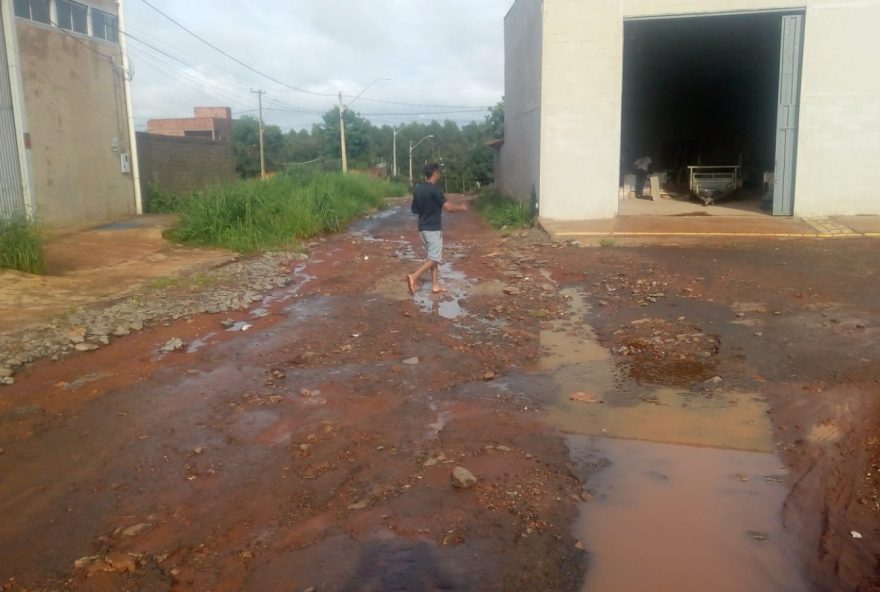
(233, 101), (504, 192)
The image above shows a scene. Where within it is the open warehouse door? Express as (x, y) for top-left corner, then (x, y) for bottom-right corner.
(619, 11), (804, 217)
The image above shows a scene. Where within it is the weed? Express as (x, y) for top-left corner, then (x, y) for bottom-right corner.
(166, 171), (407, 253)
(475, 190), (536, 230)
(147, 183), (182, 213)
(599, 238), (616, 248)
(0, 216), (46, 274)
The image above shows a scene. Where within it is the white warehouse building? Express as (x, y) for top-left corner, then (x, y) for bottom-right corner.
(498, 0), (880, 221)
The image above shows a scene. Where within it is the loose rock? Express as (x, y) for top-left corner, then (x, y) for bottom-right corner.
(451, 466), (477, 489)
(104, 552), (136, 573)
(160, 338), (185, 353)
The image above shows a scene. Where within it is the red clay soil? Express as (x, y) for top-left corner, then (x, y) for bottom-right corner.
(1, 201), (879, 591)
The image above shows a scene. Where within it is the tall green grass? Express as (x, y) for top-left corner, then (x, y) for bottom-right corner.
(0, 215), (46, 274)
(475, 189), (536, 230)
(164, 171), (407, 253)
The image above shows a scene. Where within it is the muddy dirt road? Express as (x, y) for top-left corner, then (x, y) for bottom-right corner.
(1, 202), (878, 591)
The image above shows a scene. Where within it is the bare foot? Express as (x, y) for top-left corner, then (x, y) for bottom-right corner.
(432, 286), (448, 294)
(406, 274), (416, 295)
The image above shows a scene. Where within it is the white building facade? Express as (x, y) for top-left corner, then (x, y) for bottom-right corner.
(499, 0), (880, 220)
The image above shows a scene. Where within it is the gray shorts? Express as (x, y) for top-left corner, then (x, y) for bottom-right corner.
(419, 230), (443, 263)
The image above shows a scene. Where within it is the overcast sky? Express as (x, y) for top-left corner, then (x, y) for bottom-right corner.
(123, 0), (511, 132)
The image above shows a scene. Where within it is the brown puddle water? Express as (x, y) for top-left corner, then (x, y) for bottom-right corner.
(540, 288), (808, 591)
(570, 437), (806, 592)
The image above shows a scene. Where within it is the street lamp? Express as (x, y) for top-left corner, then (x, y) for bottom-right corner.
(339, 77), (391, 174)
(409, 134), (434, 186)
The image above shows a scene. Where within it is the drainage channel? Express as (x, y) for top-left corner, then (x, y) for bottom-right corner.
(541, 288), (807, 591)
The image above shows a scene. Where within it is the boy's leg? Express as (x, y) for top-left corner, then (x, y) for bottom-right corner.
(407, 260), (434, 294)
(431, 262), (446, 293)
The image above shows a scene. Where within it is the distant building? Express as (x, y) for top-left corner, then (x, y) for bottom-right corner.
(147, 107), (233, 143)
(1, 0), (138, 227)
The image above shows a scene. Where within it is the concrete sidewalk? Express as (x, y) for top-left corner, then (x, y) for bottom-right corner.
(541, 214), (880, 242)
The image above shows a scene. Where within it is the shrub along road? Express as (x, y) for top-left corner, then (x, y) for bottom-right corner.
(0, 203), (878, 591)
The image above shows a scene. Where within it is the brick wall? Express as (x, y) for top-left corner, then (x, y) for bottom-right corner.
(136, 132), (235, 209)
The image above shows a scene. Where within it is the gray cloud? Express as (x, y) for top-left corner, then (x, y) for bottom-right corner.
(124, 0), (510, 130)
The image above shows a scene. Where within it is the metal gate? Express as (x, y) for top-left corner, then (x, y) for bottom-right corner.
(773, 14), (803, 216)
(0, 6), (25, 219)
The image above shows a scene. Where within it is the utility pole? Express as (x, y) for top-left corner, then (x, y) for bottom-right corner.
(408, 134), (434, 186)
(117, 0), (142, 214)
(392, 127), (402, 178)
(251, 89), (266, 179)
(338, 92), (348, 174)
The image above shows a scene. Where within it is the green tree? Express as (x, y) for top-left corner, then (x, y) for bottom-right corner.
(232, 116), (286, 177)
(318, 107), (373, 167)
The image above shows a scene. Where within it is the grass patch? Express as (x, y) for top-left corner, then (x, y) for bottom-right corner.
(158, 171), (407, 253)
(599, 238), (616, 248)
(0, 216), (46, 274)
(475, 190), (536, 230)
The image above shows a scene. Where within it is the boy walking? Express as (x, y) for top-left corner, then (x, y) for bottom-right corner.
(407, 162), (468, 295)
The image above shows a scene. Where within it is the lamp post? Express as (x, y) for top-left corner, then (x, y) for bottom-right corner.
(339, 77), (390, 174)
(408, 134), (434, 186)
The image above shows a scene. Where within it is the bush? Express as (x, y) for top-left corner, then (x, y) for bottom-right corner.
(167, 171), (407, 253)
(0, 215), (46, 274)
(475, 189), (536, 230)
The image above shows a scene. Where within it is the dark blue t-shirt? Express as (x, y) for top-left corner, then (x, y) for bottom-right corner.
(411, 182), (447, 231)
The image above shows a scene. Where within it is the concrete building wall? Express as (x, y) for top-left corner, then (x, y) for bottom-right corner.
(529, 0), (880, 220)
(499, 0), (542, 206)
(16, 18), (135, 227)
(136, 132), (235, 210)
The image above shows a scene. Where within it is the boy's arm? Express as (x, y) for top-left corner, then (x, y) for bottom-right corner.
(442, 199), (468, 212)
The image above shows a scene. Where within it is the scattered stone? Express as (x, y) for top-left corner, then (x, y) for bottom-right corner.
(851, 531), (863, 539)
(112, 326), (130, 337)
(104, 552), (136, 573)
(160, 338), (185, 353)
(97, 335), (110, 345)
(502, 287), (520, 296)
(748, 531), (769, 542)
(67, 327), (87, 344)
(495, 445), (512, 452)
(74, 343), (99, 352)
(574, 540), (585, 550)
(193, 447), (204, 455)
(348, 500), (368, 510)
(402, 357), (419, 365)
(0, 368), (13, 379)
(451, 466), (477, 489)
(570, 392), (603, 404)
(423, 458), (439, 468)
(483, 371), (496, 381)
(238, 549), (254, 560)
(735, 473), (750, 482)
(121, 522), (151, 537)
(0, 377), (14, 386)
(74, 555), (101, 570)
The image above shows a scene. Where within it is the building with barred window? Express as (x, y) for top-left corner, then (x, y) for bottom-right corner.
(1, 0), (137, 227)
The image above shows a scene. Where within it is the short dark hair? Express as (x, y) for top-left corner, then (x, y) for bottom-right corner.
(423, 162), (441, 179)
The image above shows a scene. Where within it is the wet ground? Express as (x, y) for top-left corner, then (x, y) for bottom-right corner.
(1, 201), (879, 591)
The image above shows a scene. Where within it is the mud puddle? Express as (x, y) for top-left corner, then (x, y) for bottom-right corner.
(570, 437), (806, 592)
(537, 287), (807, 590)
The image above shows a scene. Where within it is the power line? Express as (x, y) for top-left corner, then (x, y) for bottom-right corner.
(138, 0), (336, 98)
(137, 0), (497, 112)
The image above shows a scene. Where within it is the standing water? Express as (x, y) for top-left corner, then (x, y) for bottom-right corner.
(541, 289), (808, 591)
